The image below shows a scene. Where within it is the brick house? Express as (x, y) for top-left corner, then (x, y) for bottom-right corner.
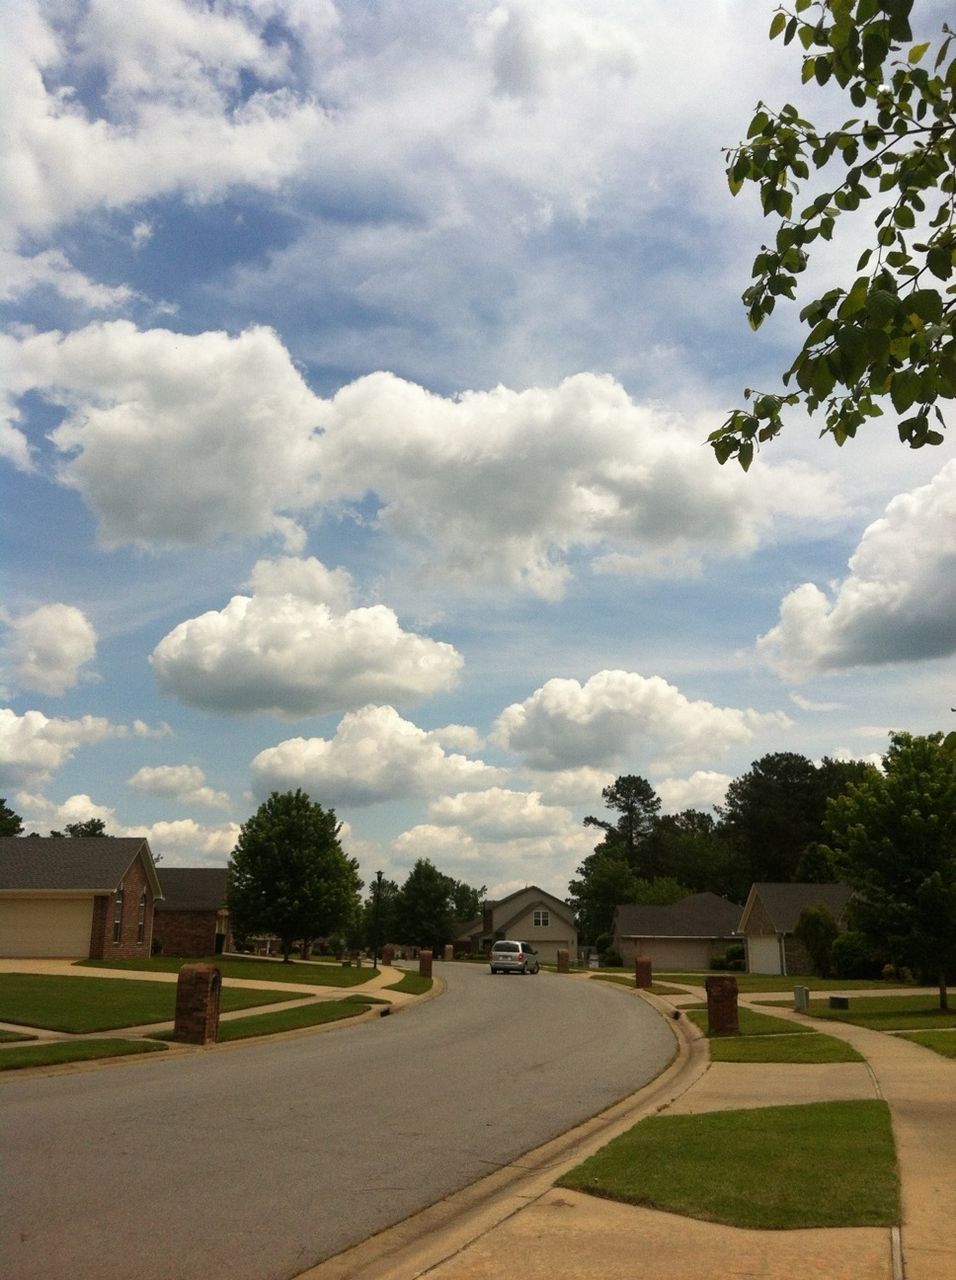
(612, 892), (742, 970)
(456, 886), (577, 965)
(738, 882), (853, 975)
(152, 867), (231, 957)
(0, 836), (162, 959)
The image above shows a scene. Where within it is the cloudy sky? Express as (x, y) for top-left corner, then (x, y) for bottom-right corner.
(2, 0), (953, 901)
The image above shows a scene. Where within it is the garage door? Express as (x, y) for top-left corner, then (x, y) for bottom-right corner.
(0, 898), (93, 957)
(747, 934), (782, 975)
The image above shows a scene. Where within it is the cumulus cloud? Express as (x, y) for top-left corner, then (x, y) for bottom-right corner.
(250, 704), (503, 806)
(493, 669), (791, 771)
(132, 818), (241, 865)
(427, 788), (575, 840)
(5, 603), (96, 695)
(654, 771), (732, 813)
(16, 791), (115, 834)
(758, 461), (956, 680)
(0, 708), (123, 787)
(127, 764), (231, 810)
(0, 248), (133, 310)
(151, 558), (462, 716)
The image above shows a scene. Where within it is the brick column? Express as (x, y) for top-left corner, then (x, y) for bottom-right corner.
(419, 949), (433, 978)
(443, 944), (454, 961)
(705, 974), (739, 1035)
(173, 964), (222, 1045)
(556, 948), (570, 973)
(635, 956), (653, 989)
(381, 944), (395, 966)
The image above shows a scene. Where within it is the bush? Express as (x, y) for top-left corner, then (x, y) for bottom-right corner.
(710, 943), (745, 972)
(601, 947), (623, 967)
(794, 903), (839, 978)
(830, 930), (881, 980)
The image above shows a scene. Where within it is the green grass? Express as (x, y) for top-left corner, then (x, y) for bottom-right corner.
(384, 973), (433, 995)
(558, 1100), (898, 1229)
(0, 1027), (36, 1042)
(773, 994), (956, 1031)
(0, 1038), (169, 1072)
(684, 1005), (814, 1037)
(897, 1029), (956, 1059)
(709, 1034), (863, 1063)
(659, 971), (911, 992)
(590, 974), (686, 995)
(0, 972), (301, 1032)
(150, 994), (380, 1042)
(79, 955), (377, 987)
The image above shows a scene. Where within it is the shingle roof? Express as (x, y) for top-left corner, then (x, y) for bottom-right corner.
(743, 882), (852, 933)
(614, 892), (741, 939)
(0, 836), (161, 896)
(155, 868), (228, 913)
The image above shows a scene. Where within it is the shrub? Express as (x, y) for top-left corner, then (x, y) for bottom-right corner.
(830, 930), (880, 980)
(794, 903), (839, 977)
(601, 947), (623, 968)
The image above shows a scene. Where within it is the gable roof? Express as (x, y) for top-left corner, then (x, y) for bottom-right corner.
(0, 836), (163, 898)
(155, 868), (228, 913)
(738, 882), (852, 934)
(614, 892), (741, 940)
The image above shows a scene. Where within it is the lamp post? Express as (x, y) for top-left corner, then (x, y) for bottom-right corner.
(371, 869), (383, 970)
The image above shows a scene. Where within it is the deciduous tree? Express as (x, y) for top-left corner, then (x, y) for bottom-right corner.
(711, 0), (956, 468)
(0, 798), (23, 837)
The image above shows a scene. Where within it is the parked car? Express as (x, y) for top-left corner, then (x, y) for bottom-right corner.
(489, 940), (540, 974)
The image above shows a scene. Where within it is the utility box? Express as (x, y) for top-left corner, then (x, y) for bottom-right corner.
(794, 985), (810, 1012)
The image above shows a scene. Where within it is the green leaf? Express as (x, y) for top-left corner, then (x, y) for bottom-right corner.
(769, 11), (787, 40)
(908, 41), (930, 64)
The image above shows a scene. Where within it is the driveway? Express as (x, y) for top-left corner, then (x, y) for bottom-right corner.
(1, 962), (675, 1280)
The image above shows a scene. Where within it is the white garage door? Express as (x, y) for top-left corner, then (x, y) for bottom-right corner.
(747, 935), (782, 975)
(0, 898), (94, 957)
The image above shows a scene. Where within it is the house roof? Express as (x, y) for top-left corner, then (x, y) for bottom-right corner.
(0, 836), (163, 899)
(738, 882), (853, 934)
(614, 892), (741, 940)
(155, 868), (228, 913)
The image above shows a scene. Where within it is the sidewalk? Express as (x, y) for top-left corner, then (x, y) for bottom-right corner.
(304, 981), (956, 1280)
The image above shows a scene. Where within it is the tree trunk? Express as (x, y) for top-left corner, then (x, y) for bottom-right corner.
(939, 969), (949, 1011)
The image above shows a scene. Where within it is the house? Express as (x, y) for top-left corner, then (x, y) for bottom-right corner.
(0, 836), (163, 959)
(153, 867), (231, 957)
(612, 893), (742, 970)
(737, 882), (853, 975)
(456, 886), (577, 965)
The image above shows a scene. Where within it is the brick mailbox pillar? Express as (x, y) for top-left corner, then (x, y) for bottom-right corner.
(635, 956), (653, 989)
(705, 974), (739, 1035)
(419, 949), (433, 978)
(381, 944), (395, 966)
(556, 948), (570, 974)
(174, 964), (222, 1045)
(443, 944), (454, 961)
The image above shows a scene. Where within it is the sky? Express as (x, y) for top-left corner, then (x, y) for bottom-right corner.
(2, 0), (953, 902)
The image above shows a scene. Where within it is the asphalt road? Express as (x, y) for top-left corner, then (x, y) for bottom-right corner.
(1, 965), (676, 1280)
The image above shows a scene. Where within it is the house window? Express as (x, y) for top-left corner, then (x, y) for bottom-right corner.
(137, 890), (147, 944)
(113, 888), (124, 943)
(533, 910), (549, 927)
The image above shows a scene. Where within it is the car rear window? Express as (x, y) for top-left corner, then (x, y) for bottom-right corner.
(492, 942), (520, 952)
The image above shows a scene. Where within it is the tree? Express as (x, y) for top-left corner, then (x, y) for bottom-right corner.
(394, 859), (456, 951)
(583, 775), (661, 868)
(360, 876), (400, 952)
(227, 790), (362, 961)
(449, 878), (487, 922)
(710, 0), (956, 469)
(825, 731), (956, 1008)
(50, 818), (108, 838)
(567, 848), (641, 944)
(642, 809), (748, 900)
(0, 798), (23, 837)
(794, 901), (840, 975)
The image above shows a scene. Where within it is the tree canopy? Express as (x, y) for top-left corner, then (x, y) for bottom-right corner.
(50, 818), (108, 838)
(711, 0), (956, 468)
(0, 798), (23, 837)
(825, 730), (956, 1007)
(227, 789), (362, 961)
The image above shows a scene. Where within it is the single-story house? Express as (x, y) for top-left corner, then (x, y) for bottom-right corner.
(456, 886), (577, 965)
(153, 867), (231, 957)
(612, 892), (742, 970)
(737, 882), (853, 975)
(0, 836), (162, 959)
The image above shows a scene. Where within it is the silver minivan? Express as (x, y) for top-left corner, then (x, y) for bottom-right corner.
(489, 939), (540, 974)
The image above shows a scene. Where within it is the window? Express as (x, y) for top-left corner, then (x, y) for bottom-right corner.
(137, 890), (147, 944)
(113, 888), (124, 943)
(533, 910), (549, 928)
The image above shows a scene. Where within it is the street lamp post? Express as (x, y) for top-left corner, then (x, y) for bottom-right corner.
(371, 869), (383, 970)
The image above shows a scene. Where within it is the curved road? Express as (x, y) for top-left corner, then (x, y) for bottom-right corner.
(1, 965), (675, 1280)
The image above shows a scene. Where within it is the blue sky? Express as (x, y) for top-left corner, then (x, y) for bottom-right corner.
(2, 0), (953, 900)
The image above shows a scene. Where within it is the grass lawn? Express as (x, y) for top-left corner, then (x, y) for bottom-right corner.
(658, 971), (911, 992)
(0, 972), (301, 1032)
(590, 974), (687, 995)
(384, 973), (433, 995)
(897, 1029), (956, 1059)
(0, 1027), (36, 1042)
(79, 955), (377, 987)
(557, 1100), (898, 1229)
(149, 994), (381, 1042)
(0, 1038), (169, 1072)
(771, 994), (956, 1031)
(683, 1003), (861, 1063)
(684, 1005), (815, 1037)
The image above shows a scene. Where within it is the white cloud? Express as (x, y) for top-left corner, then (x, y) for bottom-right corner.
(758, 461), (956, 680)
(789, 693), (846, 713)
(251, 704), (503, 806)
(17, 791), (115, 834)
(132, 818), (241, 865)
(127, 764), (231, 810)
(151, 558), (462, 716)
(6, 602), (97, 695)
(493, 669), (792, 771)
(0, 248), (133, 309)
(427, 788), (574, 840)
(0, 708), (123, 787)
(654, 771), (732, 814)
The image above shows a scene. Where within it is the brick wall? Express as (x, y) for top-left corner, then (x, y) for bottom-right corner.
(89, 852), (154, 960)
(153, 911), (219, 957)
